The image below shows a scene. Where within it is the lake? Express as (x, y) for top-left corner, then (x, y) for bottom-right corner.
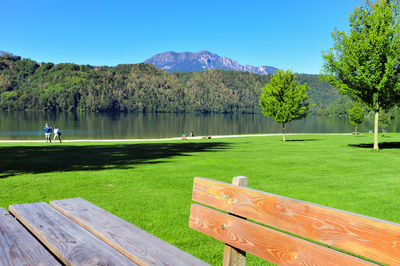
(0, 111), (397, 140)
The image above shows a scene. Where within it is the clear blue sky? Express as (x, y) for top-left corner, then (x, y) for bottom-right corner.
(2, 0), (363, 74)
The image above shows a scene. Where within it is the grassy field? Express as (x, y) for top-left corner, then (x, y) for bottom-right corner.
(1, 133), (400, 265)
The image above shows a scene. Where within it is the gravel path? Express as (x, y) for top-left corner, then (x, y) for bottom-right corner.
(0, 133), (352, 143)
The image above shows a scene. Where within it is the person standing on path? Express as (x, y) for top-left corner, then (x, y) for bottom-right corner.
(43, 123), (52, 143)
(53, 126), (62, 143)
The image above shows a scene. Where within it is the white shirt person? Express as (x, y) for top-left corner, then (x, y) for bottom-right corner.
(53, 127), (62, 143)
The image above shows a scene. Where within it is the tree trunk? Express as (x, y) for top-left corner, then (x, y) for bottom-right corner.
(282, 123), (286, 142)
(374, 111), (379, 150)
(355, 125), (358, 134)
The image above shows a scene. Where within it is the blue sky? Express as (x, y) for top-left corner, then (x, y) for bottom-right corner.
(2, 0), (362, 74)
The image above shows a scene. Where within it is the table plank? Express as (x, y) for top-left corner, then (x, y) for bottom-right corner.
(51, 198), (209, 266)
(190, 204), (376, 265)
(0, 207), (61, 266)
(9, 202), (137, 266)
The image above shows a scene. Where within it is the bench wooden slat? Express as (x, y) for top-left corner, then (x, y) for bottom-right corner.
(190, 204), (374, 265)
(50, 198), (209, 266)
(0, 207), (61, 266)
(192, 177), (400, 265)
(9, 202), (137, 266)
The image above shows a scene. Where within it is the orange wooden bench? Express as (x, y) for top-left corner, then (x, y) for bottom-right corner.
(189, 176), (400, 265)
(1, 198), (208, 265)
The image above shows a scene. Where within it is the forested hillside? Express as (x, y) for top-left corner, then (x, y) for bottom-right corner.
(0, 53), (341, 113)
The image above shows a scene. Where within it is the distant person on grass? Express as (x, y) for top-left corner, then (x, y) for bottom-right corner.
(43, 123), (52, 143)
(53, 126), (62, 143)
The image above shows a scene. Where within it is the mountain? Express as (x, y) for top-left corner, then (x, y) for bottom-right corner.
(144, 50), (278, 75)
(0, 51), (11, 56)
(0, 52), (341, 114)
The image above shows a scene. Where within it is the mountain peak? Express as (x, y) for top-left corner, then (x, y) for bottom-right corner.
(0, 50), (12, 57)
(196, 50), (214, 55)
(144, 51), (278, 74)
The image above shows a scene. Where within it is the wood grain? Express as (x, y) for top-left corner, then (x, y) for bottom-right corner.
(0, 207), (61, 266)
(190, 204), (375, 265)
(223, 176), (247, 266)
(9, 202), (137, 266)
(192, 177), (400, 265)
(223, 245), (245, 266)
(50, 198), (209, 266)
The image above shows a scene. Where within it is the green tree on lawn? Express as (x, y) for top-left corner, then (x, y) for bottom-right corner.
(348, 103), (365, 134)
(379, 110), (392, 136)
(259, 70), (310, 142)
(322, 0), (400, 150)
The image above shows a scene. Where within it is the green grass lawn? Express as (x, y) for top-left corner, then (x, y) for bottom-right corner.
(1, 134), (400, 265)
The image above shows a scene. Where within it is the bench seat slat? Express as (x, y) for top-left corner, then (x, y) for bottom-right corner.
(50, 198), (209, 266)
(190, 204), (375, 265)
(9, 202), (137, 266)
(0, 207), (61, 266)
(192, 177), (400, 265)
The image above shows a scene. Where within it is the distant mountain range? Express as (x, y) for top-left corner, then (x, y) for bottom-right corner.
(144, 50), (278, 75)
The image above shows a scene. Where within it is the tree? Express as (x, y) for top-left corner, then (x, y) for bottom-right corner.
(379, 110), (392, 136)
(348, 103), (365, 134)
(259, 70), (310, 141)
(322, 0), (400, 150)
(0, 74), (12, 91)
(326, 96), (353, 117)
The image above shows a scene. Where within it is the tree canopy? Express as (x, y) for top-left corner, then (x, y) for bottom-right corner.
(322, 0), (400, 149)
(348, 102), (365, 133)
(379, 110), (393, 135)
(259, 70), (310, 141)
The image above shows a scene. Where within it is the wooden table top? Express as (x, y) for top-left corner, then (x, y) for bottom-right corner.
(1, 198), (208, 266)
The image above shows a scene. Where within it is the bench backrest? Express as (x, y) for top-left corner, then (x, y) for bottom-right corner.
(189, 177), (400, 265)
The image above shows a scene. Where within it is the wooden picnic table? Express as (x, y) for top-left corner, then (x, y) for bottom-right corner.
(0, 198), (208, 266)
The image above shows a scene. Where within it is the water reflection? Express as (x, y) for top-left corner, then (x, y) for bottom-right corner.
(0, 111), (394, 140)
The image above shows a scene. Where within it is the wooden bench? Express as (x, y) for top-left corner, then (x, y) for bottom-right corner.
(1, 198), (208, 266)
(189, 176), (400, 265)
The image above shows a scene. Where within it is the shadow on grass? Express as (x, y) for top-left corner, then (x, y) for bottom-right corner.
(0, 142), (231, 178)
(348, 142), (400, 149)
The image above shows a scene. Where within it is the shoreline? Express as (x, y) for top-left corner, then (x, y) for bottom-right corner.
(0, 133), (353, 143)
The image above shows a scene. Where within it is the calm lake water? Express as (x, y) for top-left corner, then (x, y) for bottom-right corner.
(0, 111), (398, 140)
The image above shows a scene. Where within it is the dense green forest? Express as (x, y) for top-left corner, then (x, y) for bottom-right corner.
(0, 53), (346, 114)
